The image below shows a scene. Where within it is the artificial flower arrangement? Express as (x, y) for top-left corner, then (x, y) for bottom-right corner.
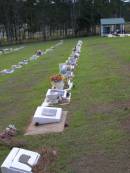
(50, 74), (64, 83)
(50, 74), (65, 89)
(36, 49), (44, 56)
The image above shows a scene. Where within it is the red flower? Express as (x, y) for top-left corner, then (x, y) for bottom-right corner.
(50, 74), (63, 82)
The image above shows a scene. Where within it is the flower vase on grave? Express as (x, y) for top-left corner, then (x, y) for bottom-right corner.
(50, 74), (64, 89)
(51, 80), (64, 90)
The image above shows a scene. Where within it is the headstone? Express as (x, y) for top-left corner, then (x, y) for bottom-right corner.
(33, 106), (62, 125)
(1, 147), (40, 173)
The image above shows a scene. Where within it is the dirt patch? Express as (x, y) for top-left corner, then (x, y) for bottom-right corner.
(121, 63), (130, 76)
(32, 147), (57, 173)
(88, 100), (130, 115)
(71, 152), (130, 173)
(121, 116), (130, 133)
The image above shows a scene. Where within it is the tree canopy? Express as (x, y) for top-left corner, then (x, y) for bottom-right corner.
(0, 0), (130, 42)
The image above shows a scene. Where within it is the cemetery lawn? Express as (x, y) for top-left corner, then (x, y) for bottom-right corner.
(1, 37), (130, 172)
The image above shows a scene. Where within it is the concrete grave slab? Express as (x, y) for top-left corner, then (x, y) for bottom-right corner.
(25, 111), (67, 136)
(1, 147), (40, 173)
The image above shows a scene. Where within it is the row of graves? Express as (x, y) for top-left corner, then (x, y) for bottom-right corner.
(0, 40), (63, 75)
(0, 46), (25, 55)
(0, 40), (83, 173)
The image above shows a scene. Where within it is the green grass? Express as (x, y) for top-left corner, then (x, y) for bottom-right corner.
(0, 41), (58, 70)
(1, 37), (130, 172)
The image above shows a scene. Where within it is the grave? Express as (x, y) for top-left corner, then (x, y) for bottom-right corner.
(43, 89), (71, 105)
(19, 60), (28, 65)
(59, 63), (74, 78)
(12, 64), (22, 69)
(36, 50), (44, 56)
(63, 71), (74, 79)
(51, 79), (73, 91)
(1, 147), (40, 173)
(64, 79), (73, 91)
(25, 111), (67, 135)
(0, 69), (15, 74)
(46, 89), (67, 100)
(66, 57), (77, 67)
(32, 106), (62, 125)
(29, 55), (39, 61)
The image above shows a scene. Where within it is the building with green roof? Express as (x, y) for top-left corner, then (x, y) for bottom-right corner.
(100, 18), (125, 36)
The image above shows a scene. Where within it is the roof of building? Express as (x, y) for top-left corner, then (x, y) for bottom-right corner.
(100, 18), (125, 25)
